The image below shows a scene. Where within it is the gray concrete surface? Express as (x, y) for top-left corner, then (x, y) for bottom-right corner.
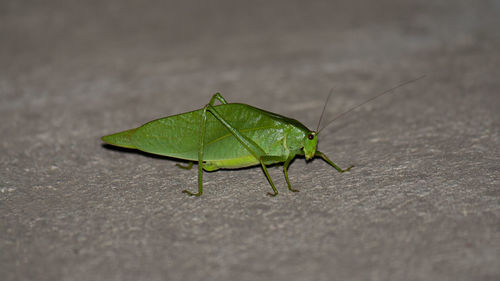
(1, 1), (499, 280)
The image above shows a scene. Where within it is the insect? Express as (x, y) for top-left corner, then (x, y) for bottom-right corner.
(102, 77), (423, 196)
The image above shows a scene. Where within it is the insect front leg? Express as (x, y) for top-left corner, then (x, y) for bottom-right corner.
(315, 151), (354, 173)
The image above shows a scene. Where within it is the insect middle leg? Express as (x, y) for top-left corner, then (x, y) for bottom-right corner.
(283, 156), (299, 192)
(260, 155), (289, 196)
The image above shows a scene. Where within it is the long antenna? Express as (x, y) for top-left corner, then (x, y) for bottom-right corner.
(316, 88), (334, 132)
(317, 75), (425, 134)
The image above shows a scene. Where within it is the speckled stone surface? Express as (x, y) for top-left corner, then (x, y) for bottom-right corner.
(1, 1), (499, 280)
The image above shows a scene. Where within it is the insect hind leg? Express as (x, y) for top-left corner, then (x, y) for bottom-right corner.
(182, 104), (210, 197)
(176, 161), (218, 171)
(205, 104), (285, 196)
(209, 93), (228, 105)
(176, 161), (193, 170)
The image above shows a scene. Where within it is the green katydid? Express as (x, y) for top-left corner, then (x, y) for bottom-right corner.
(102, 76), (424, 196)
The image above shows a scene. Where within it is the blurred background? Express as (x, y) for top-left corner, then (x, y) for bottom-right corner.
(1, 1), (499, 281)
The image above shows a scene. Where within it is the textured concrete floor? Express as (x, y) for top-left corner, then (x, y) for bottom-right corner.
(1, 1), (499, 281)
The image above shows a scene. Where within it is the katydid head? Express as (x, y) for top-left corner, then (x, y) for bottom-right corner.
(303, 131), (318, 160)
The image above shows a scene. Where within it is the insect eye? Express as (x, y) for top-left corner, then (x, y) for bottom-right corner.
(308, 134), (314, 140)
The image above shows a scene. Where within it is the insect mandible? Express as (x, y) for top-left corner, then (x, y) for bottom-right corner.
(102, 77), (423, 196)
